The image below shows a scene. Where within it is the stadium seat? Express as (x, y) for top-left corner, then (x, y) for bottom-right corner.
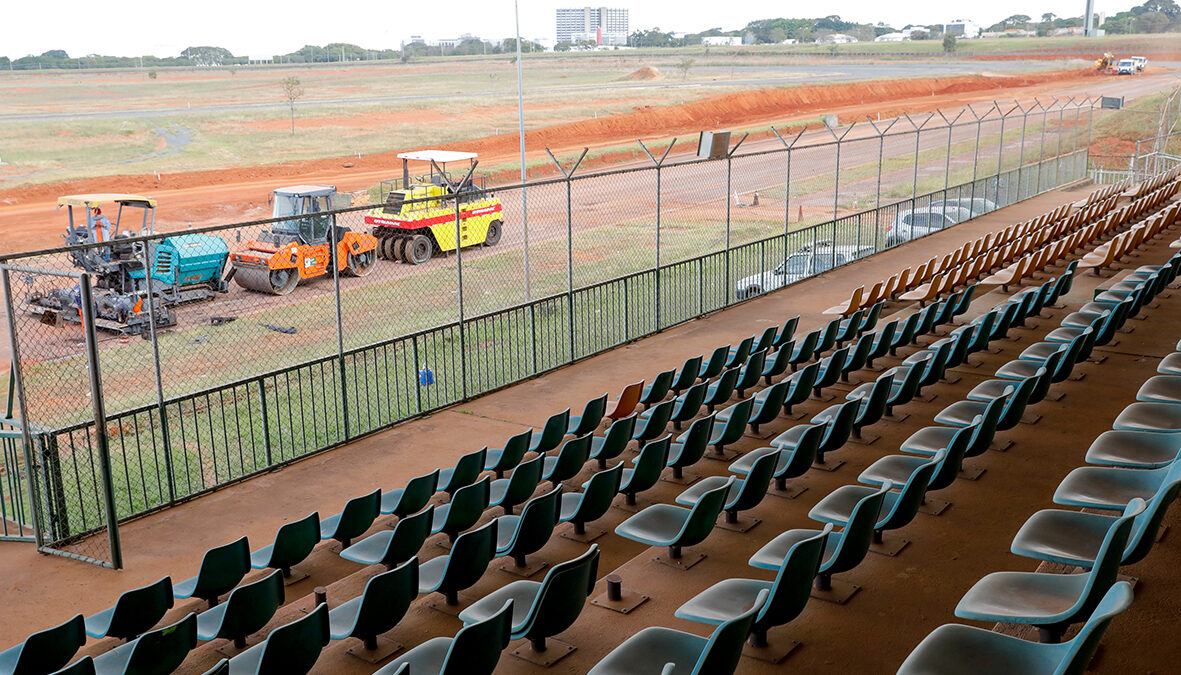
(380, 470), (440, 517)
(787, 330), (820, 371)
(698, 345), (730, 381)
(734, 350), (767, 398)
(605, 381), (644, 421)
(954, 501), (1140, 643)
(419, 520), (498, 607)
(760, 344), (795, 385)
(934, 370), (1040, 431)
(705, 398), (754, 458)
(560, 464), (624, 538)
(196, 570), (284, 649)
(640, 370), (676, 409)
(815, 372), (892, 440)
(1083, 429), (1181, 468)
(702, 368), (741, 413)
(669, 356), (704, 397)
(489, 455), (543, 516)
(1136, 376), (1181, 404)
(632, 400), (675, 444)
(590, 413), (635, 469)
(588, 590), (766, 675)
(740, 379), (790, 434)
(567, 393), (608, 436)
(1052, 460), (1181, 511)
(528, 409), (572, 454)
(663, 382), (708, 430)
(675, 450), (775, 528)
(730, 424), (823, 496)
(174, 537), (251, 608)
(431, 477), (491, 545)
(0, 614), (86, 675)
(724, 335), (756, 369)
(781, 362), (820, 417)
(668, 414), (715, 481)
(320, 489), (381, 548)
(859, 423), (975, 510)
(614, 478), (734, 562)
(341, 505), (434, 569)
(438, 447), (488, 496)
(91, 613), (197, 675)
(83, 576), (173, 641)
(493, 486), (562, 572)
(1113, 402), (1181, 432)
(249, 512), (319, 581)
(484, 431), (530, 479)
(371, 600), (513, 675)
(542, 435), (592, 487)
(226, 603), (329, 675)
(774, 400), (857, 467)
(617, 436), (671, 506)
(328, 558), (417, 655)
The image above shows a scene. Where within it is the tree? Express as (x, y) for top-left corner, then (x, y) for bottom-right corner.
(1135, 10), (1171, 31)
(1136, 0), (1179, 17)
(181, 46), (233, 67)
(280, 76), (303, 135)
(943, 34), (957, 52)
(676, 56), (695, 79)
(554, 41), (573, 52)
(1041, 12), (1057, 22)
(40, 49), (69, 59)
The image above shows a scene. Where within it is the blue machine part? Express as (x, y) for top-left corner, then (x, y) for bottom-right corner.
(130, 234), (229, 287)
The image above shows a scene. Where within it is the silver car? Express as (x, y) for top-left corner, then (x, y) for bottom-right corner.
(884, 206), (972, 247)
(736, 241), (876, 299)
(930, 197), (997, 219)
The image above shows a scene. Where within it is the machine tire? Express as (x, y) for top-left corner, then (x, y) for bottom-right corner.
(405, 235), (433, 265)
(484, 219), (503, 247)
(393, 237), (408, 263)
(346, 250), (377, 277)
(378, 237), (394, 260)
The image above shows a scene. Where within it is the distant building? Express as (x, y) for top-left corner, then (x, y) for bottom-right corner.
(1048, 26), (1086, 36)
(874, 32), (911, 42)
(816, 33), (858, 44)
(979, 28), (1037, 38)
(702, 36), (743, 46)
(556, 7), (629, 46)
(944, 19), (982, 38)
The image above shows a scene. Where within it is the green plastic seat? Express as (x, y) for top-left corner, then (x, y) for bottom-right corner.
(0, 614), (86, 675)
(92, 613), (197, 675)
(484, 430), (530, 479)
(734, 350), (768, 398)
(934, 370), (1040, 431)
(372, 600), (513, 675)
(857, 301), (886, 334)
(645, 382), (706, 431)
(1052, 459), (1181, 511)
(996, 336), (1079, 384)
(438, 447), (488, 496)
(431, 477), (491, 544)
(633, 400), (675, 444)
(889, 312), (922, 355)
(750, 482), (891, 590)
(724, 335), (756, 369)
(815, 317), (842, 356)
(341, 505), (434, 569)
(914, 300), (941, 334)
(328, 558), (418, 651)
(640, 370), (676, 409)
(589, 589), (767, 675)
(775, 400), (856, 466)
(419, 520), (498, 606)
(528, 409), (571, 454)
(816, 373), (893, 439)
(841, 332), (876, 381)
(899, 340), (953, 394)
(675, 450), (775, 524)
(174, 537), (251, 608)
(196, 570), (284, 649)
(49, 658), (94, 675)
(560, 464), (624, 536)
(962, 310), (997, 356)
(568, 393), (608, 436)
(670, 356), (704, 397)
(834, 308), (865, 347)
(698, 345), (730, 381)
(614, 478), (733, 559)
(542, 434), (592, 486)
(761, 343), (795, 385)
(619, 436), (671, 505)
(84, 576), (174, 641)
(864, 320), (898, 369)
(810, 454), (941, 544)
(1083, 429), (1181, 468)
(249, 512), (319, 580)
(494, 486), (562, 569)
(787, 330), (820, 370)
(589, 414), (636, 468)
(954, 500), (1141, 643)
(749, 325), (780, 355)
(1045, 302), (1123, 346)
(1137, 376), (1181, 404)
(743, 378), (790, 434)
(899, 582), (1134, 674)
(771, 316), (799, 349)
(489, 454), (543, 516)
(702, 367), (741, 413)
(859, 423), (975, 495)
(928, 323), (975, 370)
(901, 392), (1008, 461)
(226, 603), (329, 675)
(847, 362), (922, 418)
(730, 424), (823, 493)
(380, 470), (439, 518)
(668, 414), (716, 480)
(706, 398), (753, 457)
(458, 545), (600, 653)
(810, 346), (850, 398)
(676, 526), (829, 648)
(320, 489), (381, 548)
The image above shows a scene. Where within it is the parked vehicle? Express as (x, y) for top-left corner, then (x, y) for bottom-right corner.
(930, 197), (997, 219)
(1131, 56), (1147, 71)
(1117, 59), (1136, 75)
(884, 206), (972, 247)
(736, 241), (875, 299)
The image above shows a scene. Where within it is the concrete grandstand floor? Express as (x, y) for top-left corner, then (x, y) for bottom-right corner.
(2, 181), (1180, 673)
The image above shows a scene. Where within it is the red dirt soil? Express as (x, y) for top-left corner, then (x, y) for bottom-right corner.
(0, 67), (1104, 252)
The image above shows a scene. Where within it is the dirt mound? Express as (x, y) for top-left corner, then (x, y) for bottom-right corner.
(620, 66), (662, 81)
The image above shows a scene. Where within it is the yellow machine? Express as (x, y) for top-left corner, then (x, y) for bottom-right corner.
(364, 151), (504, 265)
(1096, 53), (1116, 72)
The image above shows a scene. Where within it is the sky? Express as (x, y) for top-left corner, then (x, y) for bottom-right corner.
(0, 0), (1147, 60)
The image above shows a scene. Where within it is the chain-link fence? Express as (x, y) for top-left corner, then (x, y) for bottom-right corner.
(2, 97), (1098, 566)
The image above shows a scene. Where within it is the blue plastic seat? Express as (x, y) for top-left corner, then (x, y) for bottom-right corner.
(431, 476), (491, 544)
(1083, 429), (1181, 468)
(493, 486), (562, 570)
(560, 463), (624, 536)
(84, 576), (173, 641)
(438, 447), (488, 496)
(670, 356), (704, 397)
(702, 367), (741, 413)
(542, 434), (592, 486)
(249, 512), (320, 581)
(809, 455), (941, 550)
(1052, 459), (1181, 511)
(618, 436), (671, 506)
(1010, 494), (1175, 568)
(772, 316), (800, 349)
(632, 400), (675, 444)
(484, 431), (530, 479)
(1112, 401), (1181, 432)
(328, 558), (417, 653)
(897, 582), (1134, 675)
(742, 379), (790, 434)
(614, 478), (734, 559)
(640, 370), (676, 409)
(668, 414), (715, 480)
(568, 393), (608, 436)
(418, 520), (498, 606)
(774, 400), (857, 466)
(675, 450), (776, 526)
(489, 454), (543, 516)
(529, 409), (572, 454)
(734, 350), (768, 398)
(730, 424), (823, 494)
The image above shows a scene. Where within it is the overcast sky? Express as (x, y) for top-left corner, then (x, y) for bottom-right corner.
(1, 0), (1144, 59)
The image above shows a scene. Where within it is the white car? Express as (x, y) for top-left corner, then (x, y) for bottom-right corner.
(736, 241), (875, 299)
(1131, 56), (1147, 71)
(930, 197), (997, 219)
(884, 206), (972, 247)
(1117, 59), (1136, 75)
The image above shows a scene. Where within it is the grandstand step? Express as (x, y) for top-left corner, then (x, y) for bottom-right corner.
(346, 636), (403, 664)
(651, 550), (706, 571)
(919, 498), (951, 516)
(714, 514), (760, 533)
(766, 485), (807, 500)
(660, 471), (701, 486)
(560, 525), (606, 544)
(742, 638), (801, 664)
(499, 559), (549, 578)
(509, 637), (576, 666)
(869, 534), (910, 557)
(812, 459), (845, 472)
(810, 578), (861, 605)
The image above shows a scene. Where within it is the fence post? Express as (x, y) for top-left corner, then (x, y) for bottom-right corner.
(723, 134), (748, 307)
(968, 105), (984, 210)
(545, 147), (588, 361)
(906, 113), (922, 199)
(638, 139), (676, 331)
(865, 117), (896, 248)
(825, 123), (853, 221)
(939, 110), (962, 198)
(1055, 98), (1067, 184)
(771, 126), (805, 270)
(995, 102), (1010, 206)
(1016, 104), (1029, 200)
(329, 208), (350, 440)
(138, 244), (176, 504)
(79, 274), (122, 569)
(1036, 98), (1052, 194)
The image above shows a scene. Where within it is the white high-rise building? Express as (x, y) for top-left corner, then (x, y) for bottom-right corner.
(556, 7), (629, 46)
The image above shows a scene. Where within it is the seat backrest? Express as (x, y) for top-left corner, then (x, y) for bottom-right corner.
(928, 424), (976, 490)
(123, 613), (198, 675)
(549, 434), (592, 483)
(707, 368), (741, 404)
(445, 477), (491, 533)
(858, 373), (895, 423)
(520, 545), (601, 642)
(693, 589), (769, 675)
(878, 454), (941, 531)
(675, 478), (734, 548)
(625, 436), (671, 494)
(489, 430), (531, 473)
(718, 399), (754, 443)
(105, 576), (174, 641)
(819, 400), (859, 455)
(675, 382), (709, 419)
(537, 409), (572, 451)
(1125, 467), (1181, 564)
(253, 603), (329, 674)
(816, 317), (842, 353)
(10, 614), (86, 675)
(671, 356), (704, 393)
(738, 350), (768, 388)
(671, 414), (716, 468)
(827, 482), (892, 575)
(759, 526), (831, 631)
(572, 463), (625, 524)
(396, 470), (441, 517)
(595, 414), (637, 463)
(51, 656), (95, 675)
(636, 400), (675, 441)
(776, 425), (824, 479)
(869, 320), (898, 357)
(701, 345), (730, 379)
(503, 455), (545, 507)
(776, 316), (800, 346)
(1069, 500), (1142, 622)
(997, 370), (1043, 430)
(265, 513), (320, 573)
(730, 450), (776, 512)
(789, 330), (819, 363)
(752, 380), (791, 424)
(193, 537), (251, 601)
(352, 558), (419, 639)
(217, 570), (285, 642)
(440, 600), (514, 675)
(753, 325), (778, 353)
(608, 381), (645, 419)
(444, 448), (488, 493)
(787, 363), (821, 407)
(442, 520), (499, 594)
(729, 336), (755, 366)
(572, 394), (608, 435)
(386, 505), (434, 567)
(1054, 582), (1134, 675)
(335, 490), (382, 542)
(506, 487), (562, 557)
